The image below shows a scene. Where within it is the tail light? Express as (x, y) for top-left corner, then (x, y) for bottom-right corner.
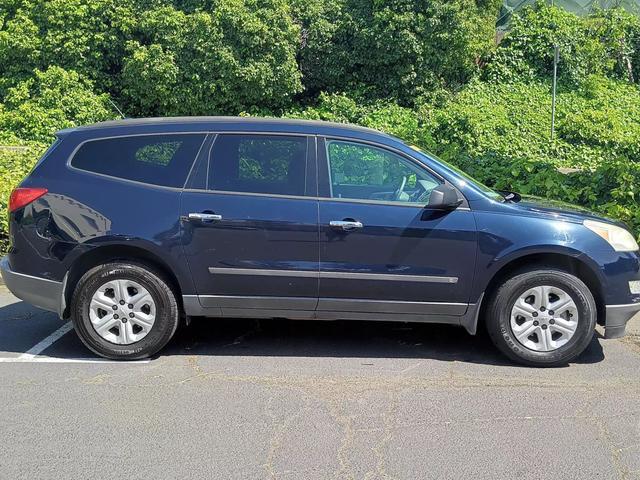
(8, 187), (48, 213)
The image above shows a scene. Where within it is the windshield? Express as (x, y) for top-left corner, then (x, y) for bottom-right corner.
(408, 145), (504, 201)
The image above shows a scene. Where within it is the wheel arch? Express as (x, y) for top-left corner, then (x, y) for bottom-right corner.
(61, 243), (185, 319)
(475, 251), (605, 333)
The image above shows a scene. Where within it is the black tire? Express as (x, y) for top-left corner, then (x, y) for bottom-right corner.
(485, 268), (597, 367)
(71, 262), (180, 360)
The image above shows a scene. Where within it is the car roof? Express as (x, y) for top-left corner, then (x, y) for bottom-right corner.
(56, 116), (396, 141)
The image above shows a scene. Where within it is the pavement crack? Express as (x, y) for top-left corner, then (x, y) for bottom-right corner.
(365, 390), (399, 480)
(594, 416), (630, 480)
(582, 395), (635, 480)
(263, 389), (310, 479)
(328, 400), (356, 480)
(82, 373), (111, 385)
(176, 356), (210, 384)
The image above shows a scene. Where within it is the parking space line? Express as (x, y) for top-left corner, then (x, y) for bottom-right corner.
(19, 321), (74, 360)
(0, 357), (151, 364)
(0, 321), (150, 364)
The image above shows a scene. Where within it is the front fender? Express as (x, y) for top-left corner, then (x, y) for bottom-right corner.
(471, 212), (607, 301)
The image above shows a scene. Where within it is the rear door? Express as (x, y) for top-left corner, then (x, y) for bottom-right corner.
(316, 137), (477, 317)
(180, 133), (319, 316)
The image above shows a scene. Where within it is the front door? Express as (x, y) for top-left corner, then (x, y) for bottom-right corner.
(181, 133), (319, 315)
(316, 138), (477, 318)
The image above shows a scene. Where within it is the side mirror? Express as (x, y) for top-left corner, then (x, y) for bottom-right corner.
(427, 184), (463, 210)
(498, 190), (521, 203)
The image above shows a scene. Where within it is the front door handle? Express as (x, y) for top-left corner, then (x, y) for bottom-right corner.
(187, 212), (223, 222)
(330, 220), (363, 231)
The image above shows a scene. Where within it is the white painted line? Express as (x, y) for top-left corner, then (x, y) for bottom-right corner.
(0, 320), (152, 364)
(19, 321), (74, 360)
(0, 356), (150, 364)
(0, 320), (151, 364)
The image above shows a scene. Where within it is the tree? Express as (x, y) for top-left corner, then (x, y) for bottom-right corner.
(0, 0), (135, 95)
(291, 0), (502, 103)
(484, 3), (640, 85)
(0, 66), (116, 142)
(120, 1), (302, 116)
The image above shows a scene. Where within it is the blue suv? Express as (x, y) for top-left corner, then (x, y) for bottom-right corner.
(2, 117), (639, 366)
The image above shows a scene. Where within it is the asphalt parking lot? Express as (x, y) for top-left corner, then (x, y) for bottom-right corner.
(1, 282), (639, 480)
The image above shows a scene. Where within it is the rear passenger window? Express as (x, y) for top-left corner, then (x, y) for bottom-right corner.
(208, 134), (307, 196)
(71, 134), (206, 188)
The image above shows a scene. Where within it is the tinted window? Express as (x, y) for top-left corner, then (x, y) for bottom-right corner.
(71, 134), (206, 188)
(209, 134), (307, 196)
(326, 140), (441, 204)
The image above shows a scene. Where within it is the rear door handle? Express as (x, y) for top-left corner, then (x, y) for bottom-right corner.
(329, 220), (363, 231)
(187, 212), (223, 222)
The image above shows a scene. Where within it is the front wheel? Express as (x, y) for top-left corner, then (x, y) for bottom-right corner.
(71, 262), (180, 360)
(485, 268), (597, 367)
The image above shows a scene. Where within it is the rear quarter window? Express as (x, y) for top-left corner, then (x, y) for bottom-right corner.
(70, 134), (206, 188)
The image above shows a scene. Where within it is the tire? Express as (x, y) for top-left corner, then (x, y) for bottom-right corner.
(71, 262), (180, 360)
(485, 268), (597, 367)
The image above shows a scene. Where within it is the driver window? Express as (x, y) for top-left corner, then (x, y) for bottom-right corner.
(326, 140), (440, 204)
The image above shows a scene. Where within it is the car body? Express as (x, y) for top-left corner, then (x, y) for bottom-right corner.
(2, 117), (639, 365)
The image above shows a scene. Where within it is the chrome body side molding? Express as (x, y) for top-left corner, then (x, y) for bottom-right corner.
(208, 267), (458, 284)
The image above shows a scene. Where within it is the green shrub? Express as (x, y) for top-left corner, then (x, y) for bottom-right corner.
(120, 1), (302, 116)
(0, 66), (116, 143)
(0, 0), (136, 96)
(291, 0), (502, 103)
(485, 2), (640, 85)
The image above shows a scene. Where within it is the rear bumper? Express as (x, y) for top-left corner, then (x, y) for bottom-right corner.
(0, 256), (63, 315)
(605, 302), (640, 339)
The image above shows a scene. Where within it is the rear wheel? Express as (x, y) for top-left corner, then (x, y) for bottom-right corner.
(71, 262), (179, 360)
(485, 268), (597, 367)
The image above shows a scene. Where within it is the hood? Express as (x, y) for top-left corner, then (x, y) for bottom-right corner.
(511, 195), (621, 226)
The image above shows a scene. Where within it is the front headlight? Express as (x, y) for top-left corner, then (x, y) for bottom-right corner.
(584, 220), (639, 252)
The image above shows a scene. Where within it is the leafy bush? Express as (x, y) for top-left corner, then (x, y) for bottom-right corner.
(121, 1), (302, 116)
(0, 0), (135, 95)
(485, 2), (640, 84)
(292, 0), (502, 103)
(423, 74), (640, 233)
(0, 66), (116, 143)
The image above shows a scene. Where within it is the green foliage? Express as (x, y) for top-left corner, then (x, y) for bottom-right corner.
(288, 92), (430, 145)
(0, 7), (41, 93)
(486, 2), (640, 84)
(135, 141), (181, 166)
(326, 140), (424, 190)
(121, 1), (302, 116)
(0, 0), (136, 95)
(558, 76), (640, 160)
(292, 0), (502, 103)
(0, 66), (116, 143)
